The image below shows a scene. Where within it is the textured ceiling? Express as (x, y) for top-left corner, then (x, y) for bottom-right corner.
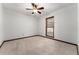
(2, 3), (76, 18)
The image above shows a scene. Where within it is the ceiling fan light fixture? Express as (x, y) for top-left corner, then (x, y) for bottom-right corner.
(26, 3), (44, 14)
(33, 9), (37, 13)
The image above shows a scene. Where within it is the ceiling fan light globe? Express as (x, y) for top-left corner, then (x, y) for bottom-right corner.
(33, 9), (37, 13)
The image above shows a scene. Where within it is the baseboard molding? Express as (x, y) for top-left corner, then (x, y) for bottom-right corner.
(0, 35), (78, 55)
(4, 35), (39, 42)
(0, 40), (4, 48)
(0, 35), (39, 48)
(77, 44), (79, 55)
(39, 35), (78, 55)
(0, 35), (77, 47)
(39, 35), (77, 46)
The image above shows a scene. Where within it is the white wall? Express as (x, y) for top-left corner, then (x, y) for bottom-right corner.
(0, 4), (4, 45)
(0, 4), (78, 45)
(39, 4), (77, 44)
(3, 7), (38, 40)
(78, 3), (79, 52)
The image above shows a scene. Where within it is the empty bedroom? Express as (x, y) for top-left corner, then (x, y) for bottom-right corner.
(0, 3), (78, 55)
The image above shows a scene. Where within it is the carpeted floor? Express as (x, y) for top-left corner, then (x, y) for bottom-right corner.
(0, 36), (77, 55)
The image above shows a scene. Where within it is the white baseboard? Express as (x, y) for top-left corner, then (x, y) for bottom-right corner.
(0, 40), (4, 46)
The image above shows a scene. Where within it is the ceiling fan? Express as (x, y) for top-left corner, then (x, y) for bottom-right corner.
(26, 3), (44, 14)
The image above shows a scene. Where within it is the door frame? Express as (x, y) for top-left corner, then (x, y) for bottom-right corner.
(45, 16), (54, 38)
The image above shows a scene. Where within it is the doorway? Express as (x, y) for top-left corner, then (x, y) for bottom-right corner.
(46, 16), (54, 38)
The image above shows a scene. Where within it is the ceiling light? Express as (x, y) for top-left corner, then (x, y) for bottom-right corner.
(33, 9), (37, 13)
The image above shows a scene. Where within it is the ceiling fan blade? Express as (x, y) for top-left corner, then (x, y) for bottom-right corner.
(32, 12), (34, 14)
(37, 11), (41, 14)
(26, 8), (33, 10)
(31, 3), (37, 8)
(37, 7), (44, 10)
(31, 3), (35, 7)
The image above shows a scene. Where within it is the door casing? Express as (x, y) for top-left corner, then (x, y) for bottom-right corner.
(45, 16), (54, 38)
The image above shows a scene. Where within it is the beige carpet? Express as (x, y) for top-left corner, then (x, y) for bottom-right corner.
(0, 36), (77, 55)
